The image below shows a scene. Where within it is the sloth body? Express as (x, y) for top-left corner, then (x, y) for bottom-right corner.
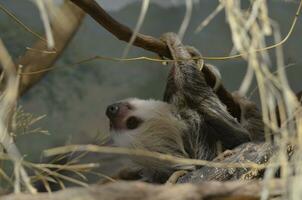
(106, 33), (264, 182)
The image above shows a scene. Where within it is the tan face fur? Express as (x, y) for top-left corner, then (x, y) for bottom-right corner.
(106, 98), (189, 170)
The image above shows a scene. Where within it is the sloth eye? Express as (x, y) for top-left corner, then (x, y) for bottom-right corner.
(126, 116), (142, 130)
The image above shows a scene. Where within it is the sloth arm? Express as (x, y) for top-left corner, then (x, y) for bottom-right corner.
(162, 33), (250, 149)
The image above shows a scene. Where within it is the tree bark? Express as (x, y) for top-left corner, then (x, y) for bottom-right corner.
(178, 142), (275, 183)
(1, 180), (283, 200)
(17, 1), (85, 96)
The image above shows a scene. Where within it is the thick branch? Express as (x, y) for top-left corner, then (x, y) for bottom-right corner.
(17, 1), (85, 96)
(178, 142), (275, 183)
(1, 180), (283, 200)
(70, 0), (170, 57)
(70, 0), (242, 120)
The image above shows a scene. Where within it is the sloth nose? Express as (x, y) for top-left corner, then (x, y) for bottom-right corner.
(106, 103), (120, 119)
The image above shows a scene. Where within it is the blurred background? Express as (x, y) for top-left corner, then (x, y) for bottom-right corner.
(0, 0), (301, 180)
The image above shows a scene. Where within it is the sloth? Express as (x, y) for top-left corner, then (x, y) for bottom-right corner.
(106, 33), (264, 183)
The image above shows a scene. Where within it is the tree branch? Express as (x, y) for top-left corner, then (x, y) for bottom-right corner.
(1, 180), (283, 200)
(70, 0), (170, 57)
(17, 1), (85, 96)
(178, 142), (274, 183)
(70, 0), (242, 120)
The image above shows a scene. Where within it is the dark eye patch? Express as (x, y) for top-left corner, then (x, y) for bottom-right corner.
(126, 116), (142, 130)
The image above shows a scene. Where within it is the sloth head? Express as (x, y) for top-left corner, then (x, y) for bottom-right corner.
(106, 98), (189, 163)
(106, 98), (172, 132)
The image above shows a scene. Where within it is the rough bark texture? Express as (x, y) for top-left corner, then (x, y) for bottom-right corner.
(1, 180), (283, 200)
(178, 142), (274, 183)
(17, 1), (85, 96)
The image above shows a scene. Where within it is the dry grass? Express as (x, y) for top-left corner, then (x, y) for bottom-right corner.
(0, 1), (96, 193)
(204, 0), (302, 199)
(122, 0), (150, 58)
(0, 0), (302, 199)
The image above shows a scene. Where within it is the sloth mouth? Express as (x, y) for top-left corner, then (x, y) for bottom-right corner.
(109, 118), (125, 131)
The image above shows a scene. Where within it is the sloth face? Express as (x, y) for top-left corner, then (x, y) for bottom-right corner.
(106, 101), (141, 131)
(106, 98), (171, 132)
(106, 98), (183, 148)
(106, 98), (189, 169)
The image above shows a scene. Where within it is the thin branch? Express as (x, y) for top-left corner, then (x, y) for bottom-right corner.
(0, 3), (47, 44)
(34, 0), (54, 49)
(0, 39), (36, 194)
(17, 1), (85, 96)
(70, 0), (169, 57)
(0, 180), (284, 200)
(178, 0), (193, 41)
(70, 0), (242, 120)
(44, 144), (269, 169)
(122, 0), (150, 58)
(195, 3), (224, 33)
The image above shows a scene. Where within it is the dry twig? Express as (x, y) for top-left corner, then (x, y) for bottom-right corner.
(1, 180), (285, 200)
(17, 1), (85, 96)
(0, 39), (36, 194)
(70, 0), (242, 121)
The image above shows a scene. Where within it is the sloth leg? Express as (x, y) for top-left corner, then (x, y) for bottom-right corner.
(161, 32), (250, 149)
(232, 92), (265, 142)
(185, 46), (222, 92)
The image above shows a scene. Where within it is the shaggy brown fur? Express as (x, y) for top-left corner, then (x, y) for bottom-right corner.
(106, 33), (264, 183)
